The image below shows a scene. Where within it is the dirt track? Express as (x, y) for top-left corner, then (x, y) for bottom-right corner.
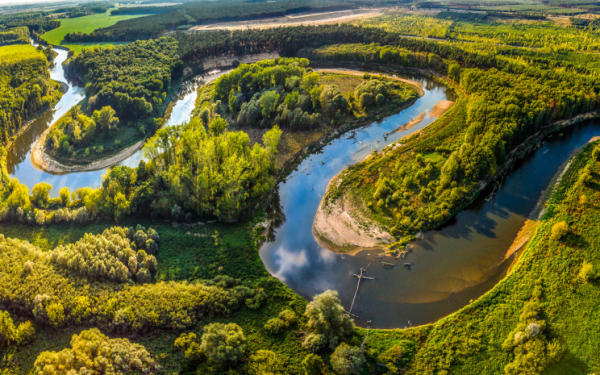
(188, 9), (387, 32)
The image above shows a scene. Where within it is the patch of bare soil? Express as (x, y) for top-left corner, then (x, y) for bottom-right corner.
(189, 9), (386, 31)
(390, 112), (426, 137)
(313, 175), (394, 254)
(429, 100), (454, 118)
(505, 219), (539, 262)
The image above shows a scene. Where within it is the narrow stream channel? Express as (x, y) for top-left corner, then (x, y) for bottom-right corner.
(260, 70), (600, 329)
(6, 45), (225, 197)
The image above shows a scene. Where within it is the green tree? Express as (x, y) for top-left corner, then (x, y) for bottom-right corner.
(551, 221), (568, 240)
(201, 322), (246, 364)
(92, 106), (119, 135)
(31, 182), (52, 208)
(330, 343), (365, 375)
(248, 350), (287, 375)
(259, 91), (280, 118)
(302, 354), (325, 375)
(6, 180), (31, 211)
(59, 186), (71, 208)
(303, 290), (354, 351)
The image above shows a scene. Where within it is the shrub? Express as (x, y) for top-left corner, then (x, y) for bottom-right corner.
(0, 310), (35, 347)
(579, 261), (596, 282)
(302, 354), (325, 375)
(201, 323), (246, 364)
(248, 350), (287, 375)
(330, 343), (365, 375)
(174, 332), (205, 361)
(264, 309), (298, 334)
(550, 221), (568, 240)
(50, 226), (157, 284)
(34, 328), (160, 375)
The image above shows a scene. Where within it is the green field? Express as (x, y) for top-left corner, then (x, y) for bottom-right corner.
(41, 10), (145, 54)
(0, 44), (44, 66)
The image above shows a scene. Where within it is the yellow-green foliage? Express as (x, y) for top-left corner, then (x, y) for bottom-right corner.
(0, 310), (35, 347)
(0, 44), (43, 67)
(352, 12), (452, 38)
(248, 350), (288, 375)
(402, 141), (600, 373)
(34, 328), (160, 375)
(0, 27), (29, 46)
(0, 232), (263, 331)
(550, 221), (568, 240)
(322, 42), (599, 244)
(144, 116), (282, 220)
(50, 226), (157, 284)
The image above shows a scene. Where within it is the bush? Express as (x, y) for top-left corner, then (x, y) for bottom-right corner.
(579, 261), (596, 282)
(34, 328), (160, 375)
(0, 310), (35, 347)
(201, 323), (246, 364)
(302, 354), (325, 375)
(174, 332), (205, 361)
(248, 350), (287, 375)
(330, 343), (365, 375)
(550, 221), (568, 240)
(50, 226), (157, 284)
(264, 309), (298, 334)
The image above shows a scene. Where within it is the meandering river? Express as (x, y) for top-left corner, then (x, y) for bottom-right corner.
(9, 48), (600, 329)
(6, 46), (222, 197)
(260, 69), (600, 329)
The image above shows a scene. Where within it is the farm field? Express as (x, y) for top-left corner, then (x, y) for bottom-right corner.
(40, 10), (145, 53)
(0, 44), (43, 64)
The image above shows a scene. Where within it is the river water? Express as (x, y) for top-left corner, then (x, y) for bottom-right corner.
(6, 46), (222, 197)
(9, 49), (600, 328)
(260, 70), (600, 328)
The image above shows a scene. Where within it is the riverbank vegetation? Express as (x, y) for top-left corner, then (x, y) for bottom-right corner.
(194, 58), (418, 168)
(0, 43), (62, 156)
(316, 40), (600, 247)
(44, 37), (182, 164)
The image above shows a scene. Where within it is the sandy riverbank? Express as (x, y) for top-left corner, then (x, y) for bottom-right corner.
(31, 136), (144, 174)
(312, 98), (453, 254)
(313, 175), (395, 254)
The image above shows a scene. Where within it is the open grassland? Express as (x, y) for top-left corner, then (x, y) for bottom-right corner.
(0, 44), (44, 66)
(40, 11), (145, 53)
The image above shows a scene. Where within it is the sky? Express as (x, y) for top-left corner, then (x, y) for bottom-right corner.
(0, 0), (74, 6)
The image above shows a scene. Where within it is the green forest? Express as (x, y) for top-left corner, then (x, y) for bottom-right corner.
(44, 37), (182, 163)
(2, 1), (600, 375)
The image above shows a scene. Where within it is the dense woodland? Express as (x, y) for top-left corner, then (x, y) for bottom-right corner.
(46, 37), (183, 159)
(199, 58), (417, 132)
(0, 27), (30, 46)
(0, 45), (61, 146)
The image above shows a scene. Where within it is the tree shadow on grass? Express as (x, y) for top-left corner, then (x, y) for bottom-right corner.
(543, 349), (591, 375)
